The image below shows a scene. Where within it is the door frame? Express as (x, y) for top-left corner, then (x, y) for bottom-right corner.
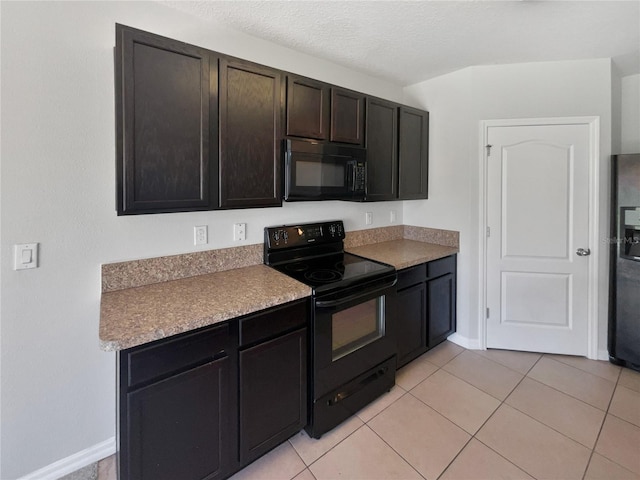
(478, 117), (601, 359)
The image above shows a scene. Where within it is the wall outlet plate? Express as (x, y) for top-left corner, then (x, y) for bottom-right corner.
(365, 212), (373, 225)
(390, 210), (397, 223)
(234, 223), (246, 241)
(194, 225), (208, 245)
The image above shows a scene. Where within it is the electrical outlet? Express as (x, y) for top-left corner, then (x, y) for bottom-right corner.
(365, 212), (373, 225)
(194, 225), (208, 245)
(234, 223), (246, 241)
(390, 210), (397, 224)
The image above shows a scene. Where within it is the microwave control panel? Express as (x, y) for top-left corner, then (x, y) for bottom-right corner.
(352, 162), (366, 192)
(265, 221), (345, 249)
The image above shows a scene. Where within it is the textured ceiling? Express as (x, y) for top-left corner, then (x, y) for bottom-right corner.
(161, 0), (640, 86)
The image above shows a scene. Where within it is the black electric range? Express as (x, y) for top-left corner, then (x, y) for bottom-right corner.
(264, 220), (397, 438)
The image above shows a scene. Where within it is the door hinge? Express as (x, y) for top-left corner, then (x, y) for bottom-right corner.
(486, 307), (490, 318)
(486, 144), (492, 156)
(486, 226), (491, 237)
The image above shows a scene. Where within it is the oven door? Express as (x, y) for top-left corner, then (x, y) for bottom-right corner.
(313, 275), (397, 399)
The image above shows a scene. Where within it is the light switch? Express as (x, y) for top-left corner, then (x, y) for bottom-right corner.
(14, 243), (38, 270)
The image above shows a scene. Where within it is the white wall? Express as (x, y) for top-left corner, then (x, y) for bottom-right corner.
(621, 74), (640, 153)
(403, 58), (613, 352)
(400, 68), (476, 341)
(0, 2), (404, 478)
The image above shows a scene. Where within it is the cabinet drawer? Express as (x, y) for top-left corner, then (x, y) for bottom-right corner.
(397, 264), (427, 290)
(427, 255), (456, 279)
(239, 300), (308, 347)
(127, 323), (230, 389)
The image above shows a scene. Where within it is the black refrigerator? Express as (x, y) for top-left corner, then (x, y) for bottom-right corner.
(609, 154), (640, 370)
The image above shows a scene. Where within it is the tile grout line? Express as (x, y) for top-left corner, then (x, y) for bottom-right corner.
(429, 348), (537, 479)
(396, 346), (527, 480)
(527, 355), (618, 411)
(580, 365), (635, 480)
(290, 344), (465, 479)
(292, 420), (370, 474)
(286, 439), (312, 480)
(362, 424), (429, 480)
(355, 345), (467, 480)
(438, 353), (545, 480)
(546, 353), (622, 382)
(298, 348), (636, 480)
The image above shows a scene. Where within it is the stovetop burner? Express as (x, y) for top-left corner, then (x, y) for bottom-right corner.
(285, 262), (309, 273)
(304, 269), (343, 283)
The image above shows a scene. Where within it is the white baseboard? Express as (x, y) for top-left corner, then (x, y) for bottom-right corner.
(447, 333), (481, 350)
(19, 437), (115, 480)
(598, 349), (610, 361)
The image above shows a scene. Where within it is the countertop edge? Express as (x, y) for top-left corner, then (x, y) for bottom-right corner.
(99, 289), (310, 352)
(346, 239), (459, 270)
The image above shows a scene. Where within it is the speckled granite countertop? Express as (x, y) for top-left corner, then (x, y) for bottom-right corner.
(99, 225), (459, 352)
(347, 239), (458, 270)
(99, 265), (311, 351)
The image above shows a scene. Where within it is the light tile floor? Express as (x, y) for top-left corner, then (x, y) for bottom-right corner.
(96, 341), (640, 480)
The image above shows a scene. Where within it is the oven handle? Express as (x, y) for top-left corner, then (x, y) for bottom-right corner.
(315, 278), (397, 308)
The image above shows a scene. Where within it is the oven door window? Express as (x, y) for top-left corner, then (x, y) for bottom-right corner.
(332, 295), (385, 361)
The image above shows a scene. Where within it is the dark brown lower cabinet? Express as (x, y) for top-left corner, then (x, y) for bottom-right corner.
(395, 255), (457, 368)
(117, 300), (308, 480)
(396, 280), (427, 368)
(126, 359), (231, 480)
(427, 272), (456, 348)
(240, 328), (306, 464)
(118, 322), (235, 480)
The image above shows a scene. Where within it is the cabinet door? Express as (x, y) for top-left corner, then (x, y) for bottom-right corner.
(427, 273), (456, 348)
(366, 97), (398, 201)
(398, 106), (429, 200)
(330, 88), (365, 145)
(396, 282), (427, 368)
(239, 328), (307, 464)
(286, 76), (330, 140)
(125, 358), (231, 480)
(115, 25), (216, 215)
(219, 58), (283, 208)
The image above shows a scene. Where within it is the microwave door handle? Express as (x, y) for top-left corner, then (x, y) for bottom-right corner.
(345, 161), (354, 192)
(315, 279), (397, 308)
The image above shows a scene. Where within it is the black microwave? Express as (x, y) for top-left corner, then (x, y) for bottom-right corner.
(284, 139), (366, 201)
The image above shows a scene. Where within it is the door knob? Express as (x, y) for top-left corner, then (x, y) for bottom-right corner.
(576, 248), (591, 256)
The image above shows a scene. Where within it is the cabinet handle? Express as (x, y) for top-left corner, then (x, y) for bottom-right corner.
(211, 350), (227, 361)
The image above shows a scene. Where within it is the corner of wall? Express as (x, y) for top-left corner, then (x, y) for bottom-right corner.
(612, 62), (623, 154)
(621, 74), (640, 153)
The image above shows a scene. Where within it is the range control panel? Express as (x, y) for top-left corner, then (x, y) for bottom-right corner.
(265, 221), (345, 249)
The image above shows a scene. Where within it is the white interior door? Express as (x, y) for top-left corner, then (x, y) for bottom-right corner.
(486, 123), (592, 355)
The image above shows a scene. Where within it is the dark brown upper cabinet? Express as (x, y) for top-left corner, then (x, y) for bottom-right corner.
(115, 25), (431, 213)
(398, 106), (429, 200)
(365, 97), (398, 201)
(286, 76), (330, 140)
(115, 24), (217, 215)
(330, 88), (365, 145)
(219, 58), (284, 209)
